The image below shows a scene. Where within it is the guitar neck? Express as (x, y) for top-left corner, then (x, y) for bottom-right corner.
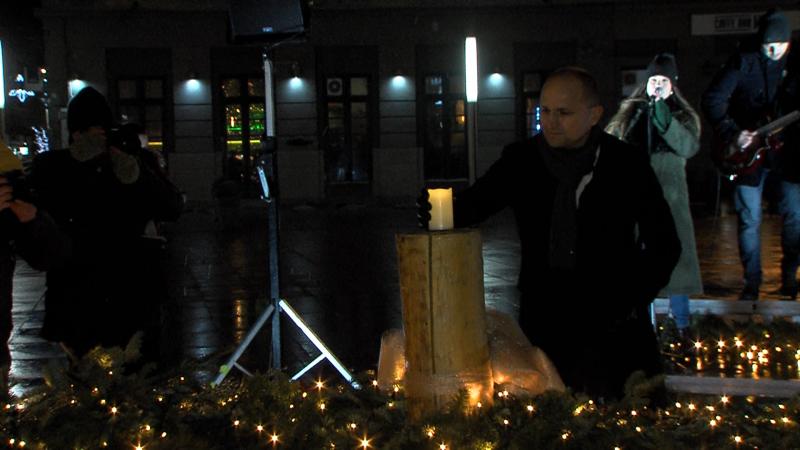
(756, 110), (800, 137)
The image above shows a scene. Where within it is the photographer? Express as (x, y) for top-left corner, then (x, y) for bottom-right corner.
(29, 87), (183, 364)
(1, 142), (67, 394)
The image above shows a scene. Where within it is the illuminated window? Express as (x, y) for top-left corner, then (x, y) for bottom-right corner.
(220, 76), (265, 194)
(522, 72), (544, 138)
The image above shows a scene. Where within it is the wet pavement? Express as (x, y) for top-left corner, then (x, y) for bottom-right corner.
(8, 197), (793, 394)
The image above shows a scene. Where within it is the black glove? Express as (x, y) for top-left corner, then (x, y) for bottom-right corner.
(416, 188), (431, 229)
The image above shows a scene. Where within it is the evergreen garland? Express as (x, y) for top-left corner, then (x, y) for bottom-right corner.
(1, 317), (799, 449)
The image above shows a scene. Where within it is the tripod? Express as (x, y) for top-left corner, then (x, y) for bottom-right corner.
(211, 52), (358, 389)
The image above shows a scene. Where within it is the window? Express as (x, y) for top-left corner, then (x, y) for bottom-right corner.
(420, 74), (467, 180)
(220, 76), (265, 194)
(116, 77), (166, 150)
(522, 72), (543, 138)
(321, 75), (371, 183)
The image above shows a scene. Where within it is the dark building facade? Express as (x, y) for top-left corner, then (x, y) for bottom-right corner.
(32, 0), (798, 206)
(0, 1), (47, 157)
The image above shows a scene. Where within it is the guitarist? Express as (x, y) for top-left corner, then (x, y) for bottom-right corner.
(702, 9), (799, 301)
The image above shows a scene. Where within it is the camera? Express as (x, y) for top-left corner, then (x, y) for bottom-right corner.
(1, 170), (31, 202)
(0, 170), (32, 227)
(107, 124), (145, 155)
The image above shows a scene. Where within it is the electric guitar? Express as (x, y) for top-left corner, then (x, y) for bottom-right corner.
(713, 110), (800, 180)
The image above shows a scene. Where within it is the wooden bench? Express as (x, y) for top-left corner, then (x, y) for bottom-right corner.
(653, 298), (800, 321)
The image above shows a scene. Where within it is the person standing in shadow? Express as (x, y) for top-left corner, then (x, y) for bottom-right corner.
(29, 87), (183, 366)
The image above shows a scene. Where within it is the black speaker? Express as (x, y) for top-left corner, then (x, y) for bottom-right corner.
(229, 0), (305, 41)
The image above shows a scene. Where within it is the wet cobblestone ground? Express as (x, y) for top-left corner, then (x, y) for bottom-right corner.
(8, 199), (791, 395)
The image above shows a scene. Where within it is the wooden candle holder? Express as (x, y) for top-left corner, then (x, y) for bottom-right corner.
(396, 229), (493, 420)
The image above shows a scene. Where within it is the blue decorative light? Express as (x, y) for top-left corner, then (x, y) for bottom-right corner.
(8, 87), (36, 103)
(33, 126), (49, 153)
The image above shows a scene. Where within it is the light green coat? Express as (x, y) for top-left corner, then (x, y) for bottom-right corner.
(606, 92), (703, 296)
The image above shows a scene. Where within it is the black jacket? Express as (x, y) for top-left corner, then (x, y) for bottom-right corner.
(454, 131), (681, 398)
(29, 148), (183, 355)
(702, 46), (797, 185)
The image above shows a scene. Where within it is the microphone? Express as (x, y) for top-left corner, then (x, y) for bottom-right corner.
(650, 86), (663, 103)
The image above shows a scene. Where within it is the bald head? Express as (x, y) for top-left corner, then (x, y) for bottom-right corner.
(544, 67), (601, 108)
(539, 67), (604, 149)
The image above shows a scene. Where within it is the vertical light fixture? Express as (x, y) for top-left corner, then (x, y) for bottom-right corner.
(465, 36), (478, 184)
(0, 40), (6, 142)
(0, 40), (5, 109)
(465, 37), (478, 103)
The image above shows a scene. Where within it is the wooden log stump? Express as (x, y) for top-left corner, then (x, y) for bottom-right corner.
(396, 229), (493, 420)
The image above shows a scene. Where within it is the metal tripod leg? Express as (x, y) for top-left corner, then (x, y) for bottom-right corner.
(280, 299), (360, 389)
(212, 302), (276, 386)
(211, 298), (360, 389)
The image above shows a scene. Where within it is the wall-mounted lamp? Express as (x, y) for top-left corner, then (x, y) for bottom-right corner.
(185, 75), (202, 93)
(391, 69), (407, 89)
(489, 70), (504, 86)
(68, 78), (88, 99)
(288, 63), (303, 89)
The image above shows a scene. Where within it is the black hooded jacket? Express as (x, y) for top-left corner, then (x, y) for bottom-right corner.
(702, 41), (800, 185)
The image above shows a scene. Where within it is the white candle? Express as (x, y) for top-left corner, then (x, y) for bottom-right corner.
(427, 188), (454, 231)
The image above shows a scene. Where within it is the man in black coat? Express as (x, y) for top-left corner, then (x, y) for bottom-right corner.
(702, 9), (800, 300)
(423, 67), (681, 400)
(29, 87), (183, 362)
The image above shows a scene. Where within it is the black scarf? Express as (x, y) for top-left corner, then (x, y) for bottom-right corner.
(538, 127), (601, 269)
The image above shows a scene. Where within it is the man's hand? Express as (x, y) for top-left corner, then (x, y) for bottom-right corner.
(736, 130), (758, 151)
(109, 147), (140, 184)
(0, 175), (36, 223)
(416, 188), (431, 229)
